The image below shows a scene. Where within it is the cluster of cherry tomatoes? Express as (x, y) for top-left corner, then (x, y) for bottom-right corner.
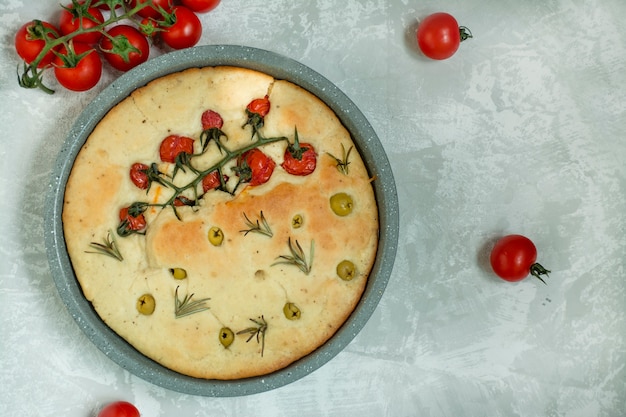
(14, 0), (220, 92)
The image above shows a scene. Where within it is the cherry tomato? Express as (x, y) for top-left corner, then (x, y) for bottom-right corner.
(118, 206), (147, 235)
(53, 42), (102, 92)
(201, 109), (223, 130)
(181, 0), (221, 13)
(238, 148), (275, 186)
(128, 0), (173, 20)
(201, 170), (227, 192)
(59, 2), (105, 44)
(282, 140), (317, 176)
(416, 12), (472, 60)
(247, 95), (271, 117)
(129, 163), (150, 189)
(490, 234), (551, 283)
(100, 25), (149, 72)
(161, 6), (202, 50)
(159, 135), (195, 163)
(15, 20), (60, 68)
(97, 401), (140, 417)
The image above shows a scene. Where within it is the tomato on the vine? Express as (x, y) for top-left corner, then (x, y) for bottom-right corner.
(128, 0), (173, 20)
(100, 25), (150, 72)
(118, 206), (147, 236)
(181, 0), (221, 13)
(159, 135), (195, 163)
(161, 6), (202, 50)
(281, 130), (317, 176)
(59, 2), (105, 44)
(97, 401), (140, 417)
(15, 20), (60, 68)
(129, 163), (150, 190)
(53, 42), (102, 92)
(490, 234), (550, 283)
(237, 148), (275, 186)
(416, 12), (472, 60)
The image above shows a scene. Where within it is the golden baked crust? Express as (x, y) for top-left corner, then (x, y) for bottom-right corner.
(63, 66), (378, 380)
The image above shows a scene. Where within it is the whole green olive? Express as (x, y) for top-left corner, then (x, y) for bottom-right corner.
(292, 214), (304, 229)
(336, 260), (357, 281)
(136, 294), (156, 315)
(283, 302), (302, 320)
(208, 226), (224, 246)
(169, 267), (187, 280)
(219, 327), (234, 348)
(330, 192), (354, 216)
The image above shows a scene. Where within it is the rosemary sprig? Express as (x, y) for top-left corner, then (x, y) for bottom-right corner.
(236, 316), (267, 357)
(85, 230), (123, 261)
(272, 238), (314, 275)
(240, 211), (273, 237)
(327, 144), (353, 175)
(174, 286), (210, 319)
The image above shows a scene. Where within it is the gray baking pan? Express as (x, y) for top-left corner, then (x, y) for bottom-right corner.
(44, 45), (399, 397)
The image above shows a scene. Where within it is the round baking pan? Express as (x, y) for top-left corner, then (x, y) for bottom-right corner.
(44, 45), (399, 396)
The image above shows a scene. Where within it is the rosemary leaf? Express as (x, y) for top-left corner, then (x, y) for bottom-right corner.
(272, 238), (314, 275)
(174, 286), (210, 319)
(327, 144), (353, 175)
(85, 230), (123, 261)
(236, 316), (267, 357)
(240, 211), (273, 237)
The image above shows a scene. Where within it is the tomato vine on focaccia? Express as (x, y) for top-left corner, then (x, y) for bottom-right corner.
(63, 66), (379, 379)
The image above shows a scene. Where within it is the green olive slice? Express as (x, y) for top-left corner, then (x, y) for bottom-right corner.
(169, 267), (187, 280)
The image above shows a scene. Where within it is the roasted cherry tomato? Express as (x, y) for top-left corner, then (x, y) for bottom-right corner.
(238, 148), (275, 186)
(53, 42), (102, 92)
(100, 25), (149, 72)
(201, 170), (227, 192)
(14, 20), (60, 68)
(58, 2), (105, 44)
(201, 109), (224, 130)
(159, 135), (195, 163)
(416, 12), (472, 60)
(246, 95), (271, 117)
(161, 6), (202, 50)
(118, 206), (147, 236)
(490, 234), (550, 283)
(97, 401), (140, 417)
(181, 0), (220, 13)
(282, 138), (317, 176)
(129, 163), (150, 189)
(128, 0), (173, 19)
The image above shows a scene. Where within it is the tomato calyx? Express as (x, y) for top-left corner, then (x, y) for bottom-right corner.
(459, 26), (473, 42)
(100, 33), (141, 65)
(529, 263), (551, 285)
(52, 41), (95, 68)
(284, 127), (309, 161)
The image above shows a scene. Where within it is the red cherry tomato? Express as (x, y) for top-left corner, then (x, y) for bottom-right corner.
(416, 12), (472, 60)
(161, 6), (202, 50)
(100, 25), (149, 72)
(53, 42), (102, 92)
(201, 109), (224, 130)
(238, 148), (275, 186)
(14, 20), (60, 68)
(490, 234), (550, 283)
(118, 207), (147, 235)
(159, 135), (195, 163)
(129, 163), (150, 189)
(282, 141), (317, 176)
(246, 95), (271, 117)
(181, 0), (221, 13)
(59, 2), (105, 44)
(97, 401), (140, 417)
(128, 0), (173, 20)
(201, 170), (227, 192)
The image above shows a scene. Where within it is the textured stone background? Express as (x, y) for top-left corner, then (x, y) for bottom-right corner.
(1, 0), (624, 416)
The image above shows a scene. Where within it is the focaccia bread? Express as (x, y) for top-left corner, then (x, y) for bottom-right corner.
(62, 66), (379, 380)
